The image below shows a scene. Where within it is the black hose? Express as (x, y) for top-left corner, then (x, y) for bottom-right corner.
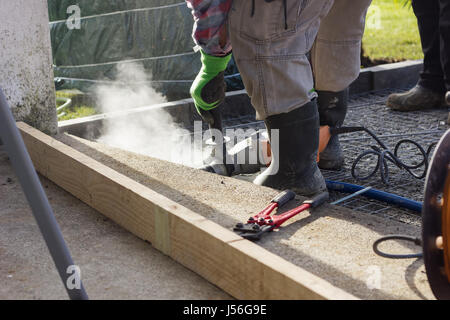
(373, 235), (423, 259)
(331, 126), (436, 185)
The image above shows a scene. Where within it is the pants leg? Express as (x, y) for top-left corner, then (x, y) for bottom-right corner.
(311, 0), (372, 92)
(439, 0), (450, 92)
(412, 0), (446, 94)
(228, 0), (334, 120)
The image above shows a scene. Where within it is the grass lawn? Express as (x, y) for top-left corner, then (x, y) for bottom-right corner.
(57, 105), (97, 121)
(363, 0), (423, 63)
(56, 90), (97, 121)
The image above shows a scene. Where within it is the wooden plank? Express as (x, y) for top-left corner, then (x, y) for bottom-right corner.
(18, 122), (357, 300)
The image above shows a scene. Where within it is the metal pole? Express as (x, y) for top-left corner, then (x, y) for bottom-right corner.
(0, 88), (88, 300)
(326, 180), (423, 213)
(331, 187), (373, 205)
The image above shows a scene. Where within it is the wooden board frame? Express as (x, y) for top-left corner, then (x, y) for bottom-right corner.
(18, 122), (357, 300)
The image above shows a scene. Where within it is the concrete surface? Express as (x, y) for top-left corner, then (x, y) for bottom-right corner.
(0, 149), (231, 300)
(351, 60), (422, 94)
(57, 133), (437, 300)
(0, 0), (57, 135)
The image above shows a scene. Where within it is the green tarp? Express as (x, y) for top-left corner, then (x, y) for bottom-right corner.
(48, 0), (243, 101)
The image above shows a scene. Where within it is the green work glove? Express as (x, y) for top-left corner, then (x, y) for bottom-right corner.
(190, 51), (232, 126)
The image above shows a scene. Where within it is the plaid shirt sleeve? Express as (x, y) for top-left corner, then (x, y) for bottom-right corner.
(185, 0), (232, 57)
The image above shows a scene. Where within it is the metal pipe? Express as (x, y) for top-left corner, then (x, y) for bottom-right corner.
(326, 180), (422, 213)
(331, 186), (373, 205)
(0, 88), (88, 300)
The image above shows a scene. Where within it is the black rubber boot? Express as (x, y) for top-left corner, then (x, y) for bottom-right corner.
(387, 85), (448, 111)
(317, 89), (348, 170)
(253, 100), (327, 197)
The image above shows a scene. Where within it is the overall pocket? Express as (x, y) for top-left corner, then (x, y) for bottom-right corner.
(238, 0), (306, 41)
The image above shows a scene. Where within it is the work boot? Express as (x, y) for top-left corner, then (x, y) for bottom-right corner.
(253, 100), (327, 197)
(386, 85), (447, 111)
(317, 89), (348, 170)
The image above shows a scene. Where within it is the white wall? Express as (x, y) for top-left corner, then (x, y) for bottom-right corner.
(0, 0), (57, 134)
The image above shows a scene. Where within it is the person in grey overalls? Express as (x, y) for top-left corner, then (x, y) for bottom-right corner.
(188, 0), (372, 196)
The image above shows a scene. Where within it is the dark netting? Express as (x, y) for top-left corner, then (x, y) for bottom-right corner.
(48, 0), (243, 100)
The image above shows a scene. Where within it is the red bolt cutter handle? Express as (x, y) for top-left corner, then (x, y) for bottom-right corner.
(270, 203), (311, 228)
(247, 190), (296, 224)
(234, 191), (329, 241)
(270, 192), (329, 228)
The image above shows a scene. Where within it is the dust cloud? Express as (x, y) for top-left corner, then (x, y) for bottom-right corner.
(95, 62), (203, 167)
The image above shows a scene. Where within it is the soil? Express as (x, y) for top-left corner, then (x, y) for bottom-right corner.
(360, 47), (402, 68)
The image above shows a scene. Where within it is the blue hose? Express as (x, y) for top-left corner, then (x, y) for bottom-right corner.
(326, 180), (423, 213)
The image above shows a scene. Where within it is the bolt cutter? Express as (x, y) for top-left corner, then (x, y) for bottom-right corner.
(233, 190), (329, 241)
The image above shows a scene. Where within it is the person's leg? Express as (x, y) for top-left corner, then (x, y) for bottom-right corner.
(228, 0), (334, 120)
(311, 0), (372, 170)
(387, 0), (447, 111)
(447, 91), (450, 124)
(440, 0), (450, 124)
(416, 0), (446, 93)
(228, 0), (334, 196)
(312, 0), (372, 93)
(439, 0), (450, 92)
